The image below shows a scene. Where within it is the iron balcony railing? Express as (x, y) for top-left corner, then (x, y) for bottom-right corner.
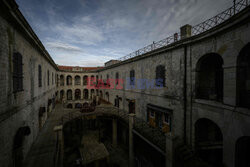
(117, 0), (249, 62)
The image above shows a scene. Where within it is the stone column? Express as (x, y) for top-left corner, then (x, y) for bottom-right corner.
(165, 133), (176, 167)
(129, 113), (135, 167)
(112, 118), (117, 147)
(54, 125), (64, 166)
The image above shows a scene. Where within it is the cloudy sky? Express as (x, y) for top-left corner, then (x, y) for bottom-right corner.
(16, 0), (232, 67)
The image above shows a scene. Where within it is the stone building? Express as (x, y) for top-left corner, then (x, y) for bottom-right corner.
(0, 0), (250, 167)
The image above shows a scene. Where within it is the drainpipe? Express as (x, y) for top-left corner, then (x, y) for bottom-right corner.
(184, 45), (187, 144)
(180, 24), (191, 144)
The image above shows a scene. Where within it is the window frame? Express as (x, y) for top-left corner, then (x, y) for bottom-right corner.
(13, 52), (24, 92)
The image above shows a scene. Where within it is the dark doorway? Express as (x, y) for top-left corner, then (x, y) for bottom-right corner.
(235, 136), (250, 167)
(195, 118), (223, 167)
(237, 43), (250, 109)
(13, 127), (31, 167)
(196, 53), (223, 101)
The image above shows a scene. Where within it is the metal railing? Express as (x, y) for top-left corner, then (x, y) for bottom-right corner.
(192, 0), (249, 35)
(117, 0), (249, 62)
(118, 33), (179, 61)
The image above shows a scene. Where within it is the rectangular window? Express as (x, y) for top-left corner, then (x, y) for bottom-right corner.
(13, 52), (23, 92)
(164, 113), (170, 124)
(130, 70), (135, 85)
(47, 70), (50, 86)
(52, 72), (54, 85)
(38, 65), (42, 87)
(156, 65), (166, 87)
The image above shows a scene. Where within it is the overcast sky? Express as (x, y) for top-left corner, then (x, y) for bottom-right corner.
(16, 0), (232, 67)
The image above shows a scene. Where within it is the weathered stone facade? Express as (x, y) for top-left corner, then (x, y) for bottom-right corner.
(0, 0), (250, 167)
(0, 1), (57, 167)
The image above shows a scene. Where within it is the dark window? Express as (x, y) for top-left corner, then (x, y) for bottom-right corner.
(52, 72), (54, 85)
(115, 72), (119, 85)
(196, 53), (223, 101)
(38, 65), (42, 87)
(164, 113), (170, 124)
(83, 76), (88, 85)
(130, 70), (135, 85)
(156, 65), (165, 87)
(13, 52), (23, 92)
(151, 111), (154, 117)
(47, 70), (50, 86)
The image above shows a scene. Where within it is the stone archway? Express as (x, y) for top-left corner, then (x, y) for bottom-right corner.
(195, 53), (223, 101)
(237, 43), (250, 109)
(13, 126), (31, 167)
(195, 118), (223, 167)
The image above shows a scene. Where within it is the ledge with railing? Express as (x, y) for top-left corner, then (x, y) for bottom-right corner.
(117, 0), (250, 62)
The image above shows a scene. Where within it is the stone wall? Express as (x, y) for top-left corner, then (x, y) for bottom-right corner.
(0, 1), (58, 166)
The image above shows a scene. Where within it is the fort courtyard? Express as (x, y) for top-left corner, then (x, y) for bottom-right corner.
(0, 0), (250, 167)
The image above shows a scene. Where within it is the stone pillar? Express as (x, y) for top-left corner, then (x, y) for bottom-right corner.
(54, 125), (64, 166)
(112, 118), (117, 147)
(129, 114), (135, 167)
(165, 133), (176, 167)
(180, 24), (192, 39)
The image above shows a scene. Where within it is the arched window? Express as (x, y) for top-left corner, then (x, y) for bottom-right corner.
(130, 70), (135, 86)
(60, 90), (64, 100)
(83, 75), (88, 85)
(38, 65), (42, 87)
(66, 75), (72, 85)
(75, 89), (81, 100)
(13, 52), (23, 92)
(237, 43), (250, 109)
(67, 90), (72, 100)
(196, 53), (223, 101)
(84, 89), (89, 99)
(60, 75), (64, 86)
(155, 65), (165, 87)
(75, 75), (81, 85)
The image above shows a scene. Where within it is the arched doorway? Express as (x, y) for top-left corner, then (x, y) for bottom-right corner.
(60, 90), (64, 100)
(195, 118), (223, 167)
(195, 53), (223, 101)
(13, 126), (31, 167)
(237, 43), (250, 109)
(235, 136), (250, 167)
(75, 89), (81, 100)
(84, 89), (89, 99)
(67, 89), (72, 100)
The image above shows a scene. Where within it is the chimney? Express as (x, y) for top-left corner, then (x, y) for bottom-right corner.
(180, 24), (192, 39)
